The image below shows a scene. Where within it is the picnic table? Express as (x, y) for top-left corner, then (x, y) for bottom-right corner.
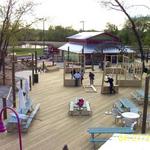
(68, 99), (92, 116)
(87, 127), (134, 149)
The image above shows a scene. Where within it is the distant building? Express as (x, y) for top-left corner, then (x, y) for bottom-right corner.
(58, 32), (135, 64)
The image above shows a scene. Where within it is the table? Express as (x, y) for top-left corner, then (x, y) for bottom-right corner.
(122, 112), (140, 120)
(98, 133), (150, 150)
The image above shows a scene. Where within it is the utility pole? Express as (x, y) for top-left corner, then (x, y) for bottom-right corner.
(42, 18), (45, 50)
(80, 20), (85, 31)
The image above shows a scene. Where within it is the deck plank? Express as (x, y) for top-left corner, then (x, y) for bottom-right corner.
(0, 68), (149, 150)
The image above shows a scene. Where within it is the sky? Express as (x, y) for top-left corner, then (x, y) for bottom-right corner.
(33, 0), (150, 31)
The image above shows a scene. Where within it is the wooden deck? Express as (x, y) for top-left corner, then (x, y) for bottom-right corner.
(0, 68), (150, 150)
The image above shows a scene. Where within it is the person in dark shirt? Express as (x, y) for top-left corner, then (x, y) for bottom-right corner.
(105, 75), (115, 94)
(89, 72), (95, 85)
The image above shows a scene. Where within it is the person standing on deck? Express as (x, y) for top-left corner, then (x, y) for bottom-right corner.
(74, 72), (81, 86)
(105, 75), (115, 94)
(89, 72), (95, 85)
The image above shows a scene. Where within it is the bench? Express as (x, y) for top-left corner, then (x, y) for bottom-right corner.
(88, 127), (134, 148)
(89, 138), (108, 143)
(6, 103), (40, 133)
(22, 103), (40, 132)
(114, 101), (124, 113)
(88, 127), (134, 134)
(119, 98), (139, 113)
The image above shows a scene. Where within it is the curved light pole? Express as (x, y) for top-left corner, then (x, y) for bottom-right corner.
(0, 107), (23, 150)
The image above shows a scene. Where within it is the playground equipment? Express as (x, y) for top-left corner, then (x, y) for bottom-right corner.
(101, 55), (142, 94)
(101, 67), (119, 94)
(117, 56), (142, 87)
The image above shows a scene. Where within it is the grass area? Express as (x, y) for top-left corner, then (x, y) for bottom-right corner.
(8, 47), (43, 56)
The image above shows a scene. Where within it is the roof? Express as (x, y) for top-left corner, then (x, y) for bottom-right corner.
(67, 32), (102, 40)
(58, 43), (135, 54)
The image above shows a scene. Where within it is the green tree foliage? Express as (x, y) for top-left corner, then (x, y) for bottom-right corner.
(16, 25), (78, 42)
(47, 25), (78, 42)
(104, 23), (119, 35)
(122, 16), (150, 47)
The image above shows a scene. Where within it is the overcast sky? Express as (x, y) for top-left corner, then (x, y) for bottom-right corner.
(33, 0), (150, 31)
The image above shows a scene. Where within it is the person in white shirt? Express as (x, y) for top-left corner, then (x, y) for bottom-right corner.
(74, 72), (81, 86)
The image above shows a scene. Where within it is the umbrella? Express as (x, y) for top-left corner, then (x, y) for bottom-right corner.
(24, 79), (30, 99)
(18, 88), (26, 114)
(24, 79), (32, 111)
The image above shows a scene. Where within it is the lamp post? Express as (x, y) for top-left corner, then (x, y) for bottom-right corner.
(0, 106), (23, 150)
(39, 18), (46, 50)
(12, 49), (16, 108)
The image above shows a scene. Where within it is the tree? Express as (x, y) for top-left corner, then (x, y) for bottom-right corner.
(104, 22), (119, 35)
(0, 0), (36, 70)
(47, 25), (78, 42)
(101, 0), (149, 72)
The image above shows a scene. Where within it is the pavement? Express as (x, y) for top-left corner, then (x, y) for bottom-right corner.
(0, 85), (13, 110)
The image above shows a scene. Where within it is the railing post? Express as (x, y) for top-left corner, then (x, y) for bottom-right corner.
(29, 75), (32, 91)
(20, 79), (23, 89)
(32, 53), (34, 85)
(141, 75), (150, 133)
(2, 97), (7, 119)
(42, 61), (45, 72)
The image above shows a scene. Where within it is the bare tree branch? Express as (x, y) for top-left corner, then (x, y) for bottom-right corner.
(101, 0), (146, 72)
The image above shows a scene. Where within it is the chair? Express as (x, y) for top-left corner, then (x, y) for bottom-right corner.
(122, 118), (137, 130)
(111, 108), (122, 124)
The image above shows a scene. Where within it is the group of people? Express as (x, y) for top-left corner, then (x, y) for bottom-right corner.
(70, 69), (115, 94)
(71, 69), (95, 86)
(71, 69), (84, 86)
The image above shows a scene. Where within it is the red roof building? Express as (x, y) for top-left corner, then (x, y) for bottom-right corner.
(59, 32), (135, 64)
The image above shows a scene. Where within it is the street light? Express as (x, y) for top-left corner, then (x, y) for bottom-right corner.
(0, 106), (23, 150)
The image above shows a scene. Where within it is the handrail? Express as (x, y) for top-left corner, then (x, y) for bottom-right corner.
(6, 86), (12, 101)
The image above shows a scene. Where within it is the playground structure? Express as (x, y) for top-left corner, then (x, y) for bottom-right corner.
(63, 61), (82, 87)
(101, 55), (142, 94)
(101, 67), (119, 94)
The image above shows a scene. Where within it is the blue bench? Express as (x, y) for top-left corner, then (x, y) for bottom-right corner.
(6, 103), (40, 133)
(119, 98), (139, 113)
(88, 127), (134, 134)
(89, 138), (108, 143)
(114, 101), (124, 113)
(22, 103), (40, 132)
(88, 127), (134, 148)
